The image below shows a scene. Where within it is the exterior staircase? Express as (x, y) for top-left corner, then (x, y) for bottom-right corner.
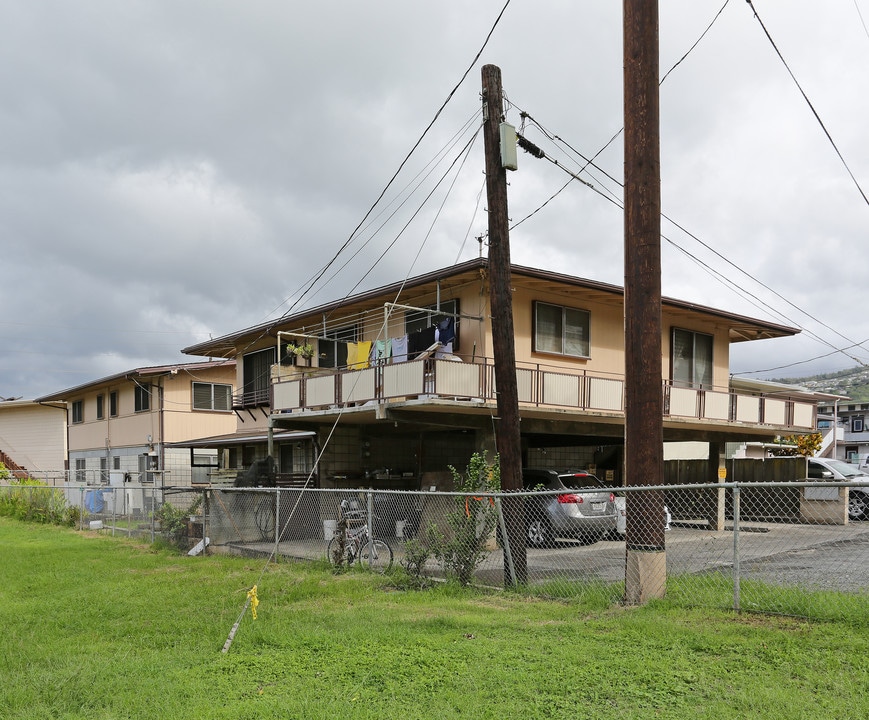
(818, 425), (844, 459)
(0, 449), (29, 479)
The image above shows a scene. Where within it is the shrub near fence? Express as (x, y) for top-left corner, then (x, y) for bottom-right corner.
(0, 480), (81, 526)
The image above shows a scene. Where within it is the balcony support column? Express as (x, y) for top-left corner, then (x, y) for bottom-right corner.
(706, 442), (727, 531)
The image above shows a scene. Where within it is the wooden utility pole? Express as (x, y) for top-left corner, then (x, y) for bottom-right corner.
(623, 0), (666, 603)
(482, 64), (527, 586)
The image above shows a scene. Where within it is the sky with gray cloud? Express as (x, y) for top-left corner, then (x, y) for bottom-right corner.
(3, 1), (868, 400)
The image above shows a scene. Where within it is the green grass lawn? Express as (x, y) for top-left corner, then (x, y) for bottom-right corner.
(1, 518), (866, 719)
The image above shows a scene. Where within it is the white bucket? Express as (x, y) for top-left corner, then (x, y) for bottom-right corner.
(323, 519), (337, 541)
(395, 520), (407, 539)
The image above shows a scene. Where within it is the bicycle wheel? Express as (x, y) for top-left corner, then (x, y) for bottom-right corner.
(254, 497), (276, 540)
(357, 538), (393, 573)
(326, 535), (353, 567)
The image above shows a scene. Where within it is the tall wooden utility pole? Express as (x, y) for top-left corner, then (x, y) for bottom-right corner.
(482, 64), (527, 586)
(623, 0), (666, 603)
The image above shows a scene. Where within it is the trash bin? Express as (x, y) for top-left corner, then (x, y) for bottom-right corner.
(323, 519), (337, 541)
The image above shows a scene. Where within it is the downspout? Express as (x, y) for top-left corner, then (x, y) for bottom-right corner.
(158, 377), (166, 492)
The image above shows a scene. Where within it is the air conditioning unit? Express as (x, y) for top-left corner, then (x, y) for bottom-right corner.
(125, 487), (144, 515)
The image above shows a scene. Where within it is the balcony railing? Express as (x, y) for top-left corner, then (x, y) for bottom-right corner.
(232, 386), (270, 410)
(270, 358), (817, 431)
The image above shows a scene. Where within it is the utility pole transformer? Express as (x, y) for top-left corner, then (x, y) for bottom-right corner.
(481, 64), (527, 586)
(623, 0), (667, 602)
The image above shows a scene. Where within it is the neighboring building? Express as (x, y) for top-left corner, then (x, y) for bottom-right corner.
(817, 399), (869, 463)
(178, 259), (819, 493)
(0, 399), (67, 478)
(35, 361), (237, 487)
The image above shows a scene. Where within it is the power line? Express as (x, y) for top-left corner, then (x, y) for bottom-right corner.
(514, 119), (869, 369)
(854, 0), (869, 43)
(180, 1), (513, 399)
(510, 0), (733, 231)
(273, 116), (483, 320)
(733, 337), (869, 377)
(745, 0), (869, 208)
(272, 0), (513, 327)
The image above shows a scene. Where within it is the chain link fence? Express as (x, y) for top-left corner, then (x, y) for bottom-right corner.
(3, 479), (866, 619)
(201, 481), (868, 619)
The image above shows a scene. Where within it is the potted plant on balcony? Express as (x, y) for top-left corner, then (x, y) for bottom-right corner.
(292, 342), (315, 366)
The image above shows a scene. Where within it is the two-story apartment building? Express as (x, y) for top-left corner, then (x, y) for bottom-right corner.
(180, 258), (817, 492)
(35, 361), (237, 488)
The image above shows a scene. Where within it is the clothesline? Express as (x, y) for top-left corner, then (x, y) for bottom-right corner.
(346, 316), (457, 369)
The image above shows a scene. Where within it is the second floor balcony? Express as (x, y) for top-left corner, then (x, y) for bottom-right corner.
(268, 357), (817, 434)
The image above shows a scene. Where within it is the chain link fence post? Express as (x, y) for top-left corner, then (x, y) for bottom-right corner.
(274, 488), (281, 562)
(494, 496), (516, 586)
(732, 484), (741, 612)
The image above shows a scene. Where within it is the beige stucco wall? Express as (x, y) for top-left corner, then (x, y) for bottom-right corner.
(67, 364), (237, 453)
(510, 285), (626, 374)
(161, 365), (237, 441)
(0, 401), (67, 472)
(506, 283), (731, 388)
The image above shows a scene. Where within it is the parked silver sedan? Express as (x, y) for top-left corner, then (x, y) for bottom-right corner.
(521, 469), (617, 547)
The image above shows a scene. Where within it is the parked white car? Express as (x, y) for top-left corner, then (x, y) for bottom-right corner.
(612, 493), (671, 536)
(808, 458), (869, 521)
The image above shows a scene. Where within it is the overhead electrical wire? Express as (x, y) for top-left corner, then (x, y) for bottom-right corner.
(854, 0), (869, 43)
(212, 0), (513, 386)
(734, 336), (869, 377)
(276, 116), (483, 320)
(500, 0), (869, 370)
(745, 0), (869, 208)
(288, 124), (482, 348)
(521, 110), (864, 357)
(217, 119), (483, 404)
(510, 0), (733, 232)
(197, 0), (512, 412)
(270, 0), (513, 326)
(512, 116), (869, 369)
(220, 1), (515, 652)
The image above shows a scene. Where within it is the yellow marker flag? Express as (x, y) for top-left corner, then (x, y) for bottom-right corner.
(247, 585), (259, 620)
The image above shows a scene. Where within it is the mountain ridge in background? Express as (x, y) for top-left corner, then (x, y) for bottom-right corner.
(772, 366), (869, 402)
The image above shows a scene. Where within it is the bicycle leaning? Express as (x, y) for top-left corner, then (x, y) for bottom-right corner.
(327, 498), (393, 572)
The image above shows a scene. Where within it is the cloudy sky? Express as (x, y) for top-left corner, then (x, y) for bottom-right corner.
(3, 0), (869, 400)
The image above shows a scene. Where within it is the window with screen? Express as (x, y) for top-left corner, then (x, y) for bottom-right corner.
(134, 384), (151, 412)
(192, 382), (232, 411)
(533, 301), (590, 358)
(671, 328), (713, 388)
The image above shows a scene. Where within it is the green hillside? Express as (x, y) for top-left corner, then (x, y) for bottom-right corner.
(772, 366), (869, 402)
